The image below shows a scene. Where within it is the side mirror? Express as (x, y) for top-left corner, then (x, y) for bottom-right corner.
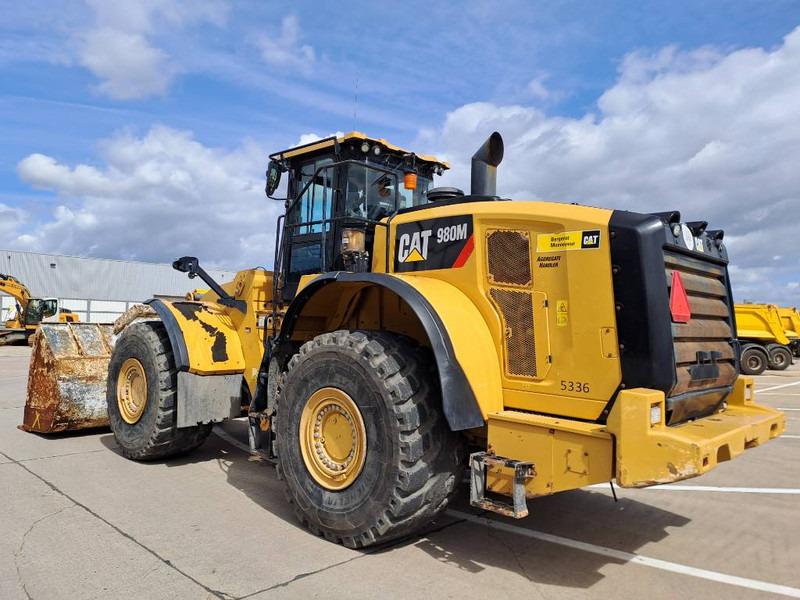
(265, 160), (283, 199)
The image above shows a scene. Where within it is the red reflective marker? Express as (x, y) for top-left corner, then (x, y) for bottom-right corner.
(670, 271), (692, 323)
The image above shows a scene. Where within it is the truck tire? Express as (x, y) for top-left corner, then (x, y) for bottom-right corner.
(766, 344), (792, 371)
(740, 344), (768, 376)
(107, 322), (212, 460)
(275, 330), (466, 548)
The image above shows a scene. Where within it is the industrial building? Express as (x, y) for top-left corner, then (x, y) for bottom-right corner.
(0, 250), (238, 323)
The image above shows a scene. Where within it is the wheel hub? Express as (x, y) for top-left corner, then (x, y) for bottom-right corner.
(117, 358), (147, 424)
(300, 387), (366, 490)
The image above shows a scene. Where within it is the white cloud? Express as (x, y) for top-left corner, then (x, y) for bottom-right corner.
(78, 0), (228, 100)
(255, 15), (315, 75)
(294, 131), (345, 146)
(80, 29), (177, 100)
(10, 126), (279, 269)
(0, 204), (27, 239)
(527, 73), (550, 100)
(424, 28), (800, 306)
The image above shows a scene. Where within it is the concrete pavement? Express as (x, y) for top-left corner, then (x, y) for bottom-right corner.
(1, 346), (798, 599)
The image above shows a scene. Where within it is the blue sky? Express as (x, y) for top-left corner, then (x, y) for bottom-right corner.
(2, 1), (800, 303)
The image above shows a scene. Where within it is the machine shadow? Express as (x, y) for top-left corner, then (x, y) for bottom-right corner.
(207, 419), (691, 591)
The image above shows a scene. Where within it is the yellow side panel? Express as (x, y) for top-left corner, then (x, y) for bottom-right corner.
(777, 307), (800, 339)
(485, 410), (613, 497)
(734, 304), (790, 345)
(382, 200), (621, 422)
(192, 269), (273, 394)
(390, 274), (504, 418)
(160, 301), (246, 375)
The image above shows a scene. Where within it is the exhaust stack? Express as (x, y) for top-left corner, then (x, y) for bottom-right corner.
(470, 132), (504, 197)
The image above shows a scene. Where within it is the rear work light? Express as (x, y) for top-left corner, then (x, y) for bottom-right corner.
(670, 270), (691, 323)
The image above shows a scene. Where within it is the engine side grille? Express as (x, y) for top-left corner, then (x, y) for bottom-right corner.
(490, 288), (537, 377)
(487, 230), (532, 287)
(664, 250), (737, 422)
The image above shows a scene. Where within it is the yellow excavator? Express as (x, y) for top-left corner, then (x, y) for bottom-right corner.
(0, 273), (78, 346)
(22, 132), (784, 548)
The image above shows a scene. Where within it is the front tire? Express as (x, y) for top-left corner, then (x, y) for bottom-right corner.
(107, 322), (211, 460)
(275, 330), (465, 548)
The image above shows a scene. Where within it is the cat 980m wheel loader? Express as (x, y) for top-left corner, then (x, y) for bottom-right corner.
(23, 131), (785, 548)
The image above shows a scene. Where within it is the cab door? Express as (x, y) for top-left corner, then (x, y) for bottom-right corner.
(282, 158), (337, 301)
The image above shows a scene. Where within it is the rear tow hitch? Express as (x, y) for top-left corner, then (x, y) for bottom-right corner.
(469, 452), (535, 518)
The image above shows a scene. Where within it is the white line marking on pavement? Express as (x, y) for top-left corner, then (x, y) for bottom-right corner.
(758, 381), (800, 393)
(210, 425), (799, 595)
(778, 408), (800, 411)
(781, 434), (800, 439)
(587, 484), (800, 495)
(446, 510), (800, 598)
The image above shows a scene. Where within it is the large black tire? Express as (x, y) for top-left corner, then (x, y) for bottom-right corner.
(107, 322), (212, 460)
(766, 344), (792, 371)
(740, 344), (768, 376)
(275, 330), (466, 548)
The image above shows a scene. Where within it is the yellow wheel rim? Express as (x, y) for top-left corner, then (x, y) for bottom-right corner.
(299, 387), (367, 491)
(117, 358), (147, 424)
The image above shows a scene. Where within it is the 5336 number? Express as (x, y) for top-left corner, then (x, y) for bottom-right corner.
(560, 380), (590, 393)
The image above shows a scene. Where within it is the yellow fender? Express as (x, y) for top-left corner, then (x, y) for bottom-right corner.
(146, 299), (246, 375)
(279, 272), (503, 431)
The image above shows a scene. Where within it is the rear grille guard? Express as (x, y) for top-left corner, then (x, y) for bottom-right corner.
(605, 210), (738, 427)
(664, 249), (738, 424)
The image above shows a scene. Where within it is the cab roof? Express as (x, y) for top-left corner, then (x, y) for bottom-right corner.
(270, 131), (449, 170)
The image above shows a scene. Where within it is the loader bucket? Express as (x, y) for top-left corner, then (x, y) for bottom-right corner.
(20, 323), (115, 433)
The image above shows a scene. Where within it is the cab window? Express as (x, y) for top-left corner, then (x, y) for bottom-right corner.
(295, 158), (334, 233)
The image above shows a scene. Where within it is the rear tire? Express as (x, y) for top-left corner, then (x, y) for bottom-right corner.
(766, 344), (792, 371)
(107, 322), (212, 460)
(740, 344), (768, 376)
(275, 330), (466, 548)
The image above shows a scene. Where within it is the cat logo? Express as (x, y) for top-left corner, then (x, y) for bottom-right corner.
(394, 215), (474, 273)
(398, 230), (432, 263)
(581, 231), (600, 249)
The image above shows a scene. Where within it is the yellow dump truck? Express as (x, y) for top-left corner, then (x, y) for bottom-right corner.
(734, 304), (793, 374)
(777, 306), (800, 357)
(23, 132), (784, 548)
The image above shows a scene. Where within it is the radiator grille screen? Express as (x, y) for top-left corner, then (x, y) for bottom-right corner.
(490, 288), (537, 377)
(487, 230), (532, 287)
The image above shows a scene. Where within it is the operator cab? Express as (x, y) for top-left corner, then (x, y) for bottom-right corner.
(24, 298), (61, 326)
(266, 132), (449, 301)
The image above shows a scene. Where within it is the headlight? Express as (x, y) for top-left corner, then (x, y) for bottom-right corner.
(650, 404), (662, 426)
(341, 228), (365, 254)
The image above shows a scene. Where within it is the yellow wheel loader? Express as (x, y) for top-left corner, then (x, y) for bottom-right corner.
(734, 304), (794, 374)
(23, 132), (784, 548)
(0, 273), (79, 346)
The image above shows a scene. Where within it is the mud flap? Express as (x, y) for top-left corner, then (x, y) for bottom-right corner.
(176, 372), (240, 427)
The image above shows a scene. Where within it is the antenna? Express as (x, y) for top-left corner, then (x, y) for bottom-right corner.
(353, 74), (358, 131)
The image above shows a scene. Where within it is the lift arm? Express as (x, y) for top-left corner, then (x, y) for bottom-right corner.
(0, 273), (31, 308)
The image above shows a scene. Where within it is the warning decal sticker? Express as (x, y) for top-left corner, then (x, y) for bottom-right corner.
(394, 215), (474, 273)
(556, 300), (569, 327)
(536, 230), (601, 253)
